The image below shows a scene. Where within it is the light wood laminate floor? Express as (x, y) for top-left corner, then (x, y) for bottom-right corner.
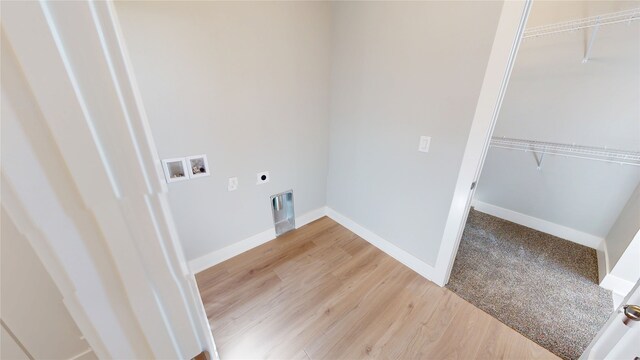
(196, 217), (558, 360)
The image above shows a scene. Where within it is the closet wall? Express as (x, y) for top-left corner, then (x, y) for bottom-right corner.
(475, 1), (640, 245)
(604, 182), (640, 285)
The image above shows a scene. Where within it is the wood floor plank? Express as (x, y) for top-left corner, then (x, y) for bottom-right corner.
(199, 268), (283, 321)
(414, 298), (494, 359)
(392, 289), (467, 359)
(375, 285), (449, 359)
(336, 273), (431, 359)
(217, 271), (342, 357)
(338, 235), (370, 256)
(258, 250), (400, 359)
(304, 261), (412, 359)
(273, 236), (352, 283)
(196, 216), (558, 360)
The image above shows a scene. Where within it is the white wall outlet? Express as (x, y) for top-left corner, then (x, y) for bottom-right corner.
(256, 171), (270, 184)
(418, 136), (431, 153)
(228, 177), (238, 191)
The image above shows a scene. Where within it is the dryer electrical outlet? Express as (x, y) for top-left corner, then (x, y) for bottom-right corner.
(256, 171), (270, 184)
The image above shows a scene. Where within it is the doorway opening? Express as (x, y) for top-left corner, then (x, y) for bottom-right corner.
(445, 2), (640, 360)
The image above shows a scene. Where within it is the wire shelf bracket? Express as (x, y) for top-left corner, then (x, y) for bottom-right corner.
(582, 16), (601, 63)
(489, 137), (640, 169)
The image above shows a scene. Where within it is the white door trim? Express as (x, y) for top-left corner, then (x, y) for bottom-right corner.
(433, 0), (533, 286)
(1, 1), (216, 358)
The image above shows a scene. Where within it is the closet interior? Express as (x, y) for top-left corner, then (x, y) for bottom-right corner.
(447, 2), (640, 360)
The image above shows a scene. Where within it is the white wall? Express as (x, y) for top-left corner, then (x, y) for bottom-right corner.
(607, 181), (640, 272)
(115, 1), (331, 261)
(475, 1), (640, 240)
(326, 1), (504, 266)
(604, 182), (640, 286)
(1, 210), (95, 360)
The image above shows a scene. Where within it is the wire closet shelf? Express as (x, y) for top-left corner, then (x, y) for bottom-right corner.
(523, 8), (640, 39)
(490, 137), (640, 167)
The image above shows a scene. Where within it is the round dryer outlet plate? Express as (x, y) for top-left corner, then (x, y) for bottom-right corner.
(257, 171), (270, 184)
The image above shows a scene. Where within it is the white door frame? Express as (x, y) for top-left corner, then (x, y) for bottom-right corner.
(432, 0), (533, 286)
(1, 1), (217, 358)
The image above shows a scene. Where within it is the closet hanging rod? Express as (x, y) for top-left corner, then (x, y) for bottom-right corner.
(489, 137), (640, 166)
(523, 8), (640, 39)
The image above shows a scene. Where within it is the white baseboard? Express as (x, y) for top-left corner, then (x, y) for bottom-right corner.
(188, 207), (328, 274)
(611, 292), (625, 309)
(189, 206), (438, 284)
(596, 248), (607, 285)
(601, 273), (635, 305)
(325, 207), (436, 283)
(471, 200), (604, 249)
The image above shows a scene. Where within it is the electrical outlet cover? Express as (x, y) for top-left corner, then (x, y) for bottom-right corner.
(256, 171), (270, 184)
(228, 177), (238, 191)
(418, 136), (431, 153)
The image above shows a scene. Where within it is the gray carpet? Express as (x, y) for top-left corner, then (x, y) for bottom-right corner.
(446, 209), (613, 360)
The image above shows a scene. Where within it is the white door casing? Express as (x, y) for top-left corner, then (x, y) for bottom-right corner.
(1, 1), (216, 358)
(433, 0), (533, 286)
